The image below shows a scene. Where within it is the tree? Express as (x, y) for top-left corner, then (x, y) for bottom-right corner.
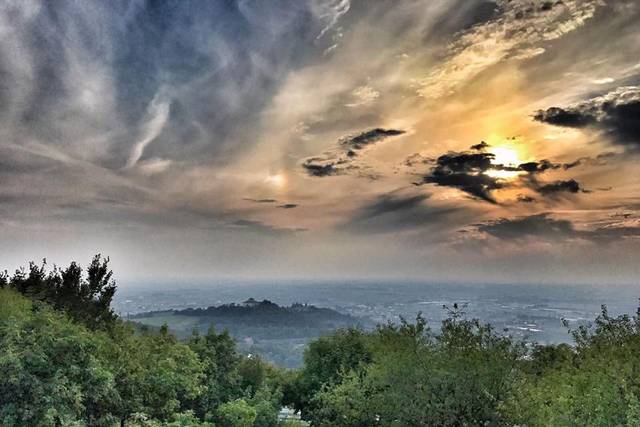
(188, 326), (242, 419)
(288, 328), (371, 418)
(310, 313), (523, 426)
(217, 399), (256, 427)
(249, 385), (282, 427)
(0, 293), (119, 426)
(7, 255), (117, 330)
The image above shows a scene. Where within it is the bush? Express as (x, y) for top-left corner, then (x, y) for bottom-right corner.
(217, 399), (257, 427)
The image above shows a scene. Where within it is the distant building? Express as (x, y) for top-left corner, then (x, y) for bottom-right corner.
(278, 407), (307, 424)
(290, 302), (309, 312)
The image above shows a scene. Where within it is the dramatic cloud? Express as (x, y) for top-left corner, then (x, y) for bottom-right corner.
(470, 141), (490, 151)
(125, 95), (170, 169)
(340, 128), (405, 150)
(418, 0), (602, 98)
(476, 214), (640, 244)
(303, 128), (405, 177)
(478, 214), (576, 240)
(302, 157), (351, 177)
(537, 179), (583, 196)
(419, 152), (504, 203)
(534, 107), (597, 128)
(417, 147), (592, 203)
(534, 86), (640, 147)
(517, 160), (560, 174)
(342, 193), (457, 234)
(355, 194), (429, 217)
(1, 1), (639, 283)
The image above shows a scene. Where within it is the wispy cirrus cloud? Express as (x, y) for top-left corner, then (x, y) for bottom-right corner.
(125, 94), (171, 169)
(418, 0), (602, 98)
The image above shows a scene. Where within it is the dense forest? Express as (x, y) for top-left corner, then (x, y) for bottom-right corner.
(2, 256), (640, 426)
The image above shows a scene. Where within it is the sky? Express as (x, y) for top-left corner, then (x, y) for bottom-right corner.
(1, 0), (639, 286)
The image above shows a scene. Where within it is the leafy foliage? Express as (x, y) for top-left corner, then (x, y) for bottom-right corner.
(7, 255), (116, 329)
(217, 399), (257, 427)
(3, 256), (640, 426)
(0, 258), (286, 427)
(290, 304), (640, 427)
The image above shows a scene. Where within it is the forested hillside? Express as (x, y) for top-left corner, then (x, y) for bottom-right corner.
(2, 257), (640, 426)
(131, 300), (366, 368)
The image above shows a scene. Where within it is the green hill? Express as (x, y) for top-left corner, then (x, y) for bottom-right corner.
(131, 300), (367, 368)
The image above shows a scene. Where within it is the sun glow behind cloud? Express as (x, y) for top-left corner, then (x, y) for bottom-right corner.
(264, 173), (287, 189)
(486, 146), (525, 179)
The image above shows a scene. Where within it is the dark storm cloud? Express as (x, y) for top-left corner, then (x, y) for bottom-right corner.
(521, 152), (615, 173)
(518, 154), (615, 174)
(302, 157), (348, 177)
(537, 179), (583, 195)
(478, 214), (575, 240)
(417, 145), (594, 203)
(303, 127), (405, 177)
(533, 107), (597, 128)
(534, 86), (640, 147)
(560, 160), (581, 170)
(519, 168), (587, 199)
(423, 171), (504, 203)
(418, 152), (504, 203)
(476, 214), (640, 243)
(340, 128), (406, 150)
(517, 160), (560, 173)
(563, 153), (613, 170)
(470, 141), (490, 151)
(432, 152), (495, 172)
(341, 193), (457, 234)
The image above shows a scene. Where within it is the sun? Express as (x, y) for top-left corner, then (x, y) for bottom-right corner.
(491, 147), (521, 166)
(486, 146), (524, 179)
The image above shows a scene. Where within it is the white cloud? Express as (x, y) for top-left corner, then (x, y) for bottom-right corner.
(418, 0), (602, 99)
(125, 94), (171, 169)
(592, 77), (615, 85)
(345, 85), (380, 107)
(314, 0), (351, 40)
